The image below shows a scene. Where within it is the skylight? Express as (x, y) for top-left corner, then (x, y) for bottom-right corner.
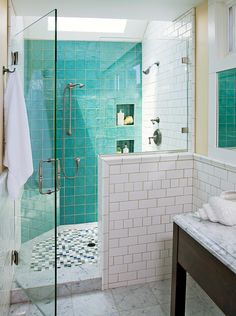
(48, 17), (127, 33)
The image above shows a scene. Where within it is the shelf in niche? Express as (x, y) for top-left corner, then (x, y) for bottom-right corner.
(116, 140), (134, 154)
(116, 124), (135, 128)
(116, 104), (134, 126)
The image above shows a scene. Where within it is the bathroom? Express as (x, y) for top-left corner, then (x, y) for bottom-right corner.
(0, 0), (236, 315)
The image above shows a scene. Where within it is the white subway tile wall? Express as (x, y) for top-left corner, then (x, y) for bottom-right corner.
(142, 9), (195, 152)
(99, 153), (194, 289)
(99, 152), (236, 290)
(193, 155), (236, 211)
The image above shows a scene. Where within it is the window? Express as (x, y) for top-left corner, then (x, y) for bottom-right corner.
(217, 68), (236, 149)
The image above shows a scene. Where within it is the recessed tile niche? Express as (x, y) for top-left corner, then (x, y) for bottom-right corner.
(116, 140), (134, 153)
(116, 104), (135, 126)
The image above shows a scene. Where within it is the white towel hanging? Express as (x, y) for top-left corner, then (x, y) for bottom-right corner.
(3, 70), (33, 199)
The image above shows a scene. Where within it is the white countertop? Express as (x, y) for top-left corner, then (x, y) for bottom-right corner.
(174, 213), (236, 274)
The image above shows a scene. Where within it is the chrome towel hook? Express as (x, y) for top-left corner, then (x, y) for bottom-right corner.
(3, 66), (16, 75)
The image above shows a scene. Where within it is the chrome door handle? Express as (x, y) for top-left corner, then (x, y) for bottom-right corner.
(39, 158), (60, 195)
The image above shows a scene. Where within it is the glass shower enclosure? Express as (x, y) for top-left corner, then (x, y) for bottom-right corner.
(10, 11), (191, 316)
(12, 10), (58, 315)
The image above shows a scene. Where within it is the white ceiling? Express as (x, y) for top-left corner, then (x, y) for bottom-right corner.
(12, 0), (203, 21)
(22, 17), (148, 41)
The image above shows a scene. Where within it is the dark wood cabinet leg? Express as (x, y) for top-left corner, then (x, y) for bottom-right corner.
(170, 223), (186, 316)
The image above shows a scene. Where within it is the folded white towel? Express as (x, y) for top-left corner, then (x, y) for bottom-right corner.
(203, 203), (218, 222)
(194, 195), (236, 226)
(209, 196), (236, 226)
(220, 191), (236, 200)
(3, 71), (33, 199)
(198, 208), (208, 220)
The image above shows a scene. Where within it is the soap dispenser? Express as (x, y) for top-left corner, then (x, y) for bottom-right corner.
(117, 110), (124, 126)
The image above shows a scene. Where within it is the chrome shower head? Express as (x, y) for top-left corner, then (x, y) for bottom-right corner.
(67, 82), (85, 89)
(142, 62), (160, 75)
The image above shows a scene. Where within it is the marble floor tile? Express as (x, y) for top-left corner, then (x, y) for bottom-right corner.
(33, 298), (55, 316)
(192, 288), (224, 315)
(185, 296), (212, 315)
(10, 277), (226, 316)
(160, 297), (224, 316)
(72, 291), (119, 316)
(8, 302), (43, 316)
(148, 279), (171, 305)
(189, 309), (224, 316)
(111, 283), (158, 312)
(204, 306), (225, 316)
(57, 296), (74, 316)
(119, 304), (165, 316)
(149, 276), (199, 305)
(9, 302), (31, 315)
(159, 302), (170, 316)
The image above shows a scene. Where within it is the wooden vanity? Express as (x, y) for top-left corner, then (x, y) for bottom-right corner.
(171, 214), (236, 316)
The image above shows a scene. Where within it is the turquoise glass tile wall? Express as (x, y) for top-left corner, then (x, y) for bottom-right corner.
(25, 40), (142, 226)
(218, 68), (236, 148)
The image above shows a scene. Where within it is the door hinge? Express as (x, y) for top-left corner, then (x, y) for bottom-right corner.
(11, 250), (19, 265)
(181, 57), (190, 64)
(11, 51), (19, 66)
(181, 127), (189, 134)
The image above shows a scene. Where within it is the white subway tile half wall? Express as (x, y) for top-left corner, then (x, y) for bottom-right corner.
(99, 152), (194, 289)
(99, 151), (236, 290)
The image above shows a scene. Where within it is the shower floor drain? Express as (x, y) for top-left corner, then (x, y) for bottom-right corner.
(30, 224), (98, 271)
(87, 242), (96, 247)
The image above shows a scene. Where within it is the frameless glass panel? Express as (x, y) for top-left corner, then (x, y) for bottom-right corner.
(141, 38), (189, 153)
(11, 10), (57, 316)
(53, 36), (189, 251)
(55, 37), (100, 297)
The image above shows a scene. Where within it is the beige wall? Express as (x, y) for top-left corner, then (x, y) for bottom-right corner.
(0, 0), (7, 172)
(195, 0), (208, 156)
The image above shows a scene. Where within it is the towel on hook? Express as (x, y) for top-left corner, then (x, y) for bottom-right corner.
(3, 70), (33, 199)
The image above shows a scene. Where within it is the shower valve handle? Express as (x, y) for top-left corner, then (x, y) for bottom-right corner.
(149, 137), (154, 144)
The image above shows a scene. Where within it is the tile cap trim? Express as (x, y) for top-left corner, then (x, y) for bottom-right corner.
(99, 152), (193, 165)
(194, 154), (236, 172)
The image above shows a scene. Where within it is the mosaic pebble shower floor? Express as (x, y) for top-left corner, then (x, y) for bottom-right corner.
(30, 224), (98, 271)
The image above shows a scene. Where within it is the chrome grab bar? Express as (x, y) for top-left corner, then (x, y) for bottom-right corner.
(39, 158), (60, 195)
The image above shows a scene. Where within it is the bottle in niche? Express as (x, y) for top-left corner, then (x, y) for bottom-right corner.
(117, 110), (124, 126)
(123, 144), (129, 153)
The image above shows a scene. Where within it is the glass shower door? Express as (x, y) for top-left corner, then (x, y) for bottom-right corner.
(12, 10), (58, 315)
